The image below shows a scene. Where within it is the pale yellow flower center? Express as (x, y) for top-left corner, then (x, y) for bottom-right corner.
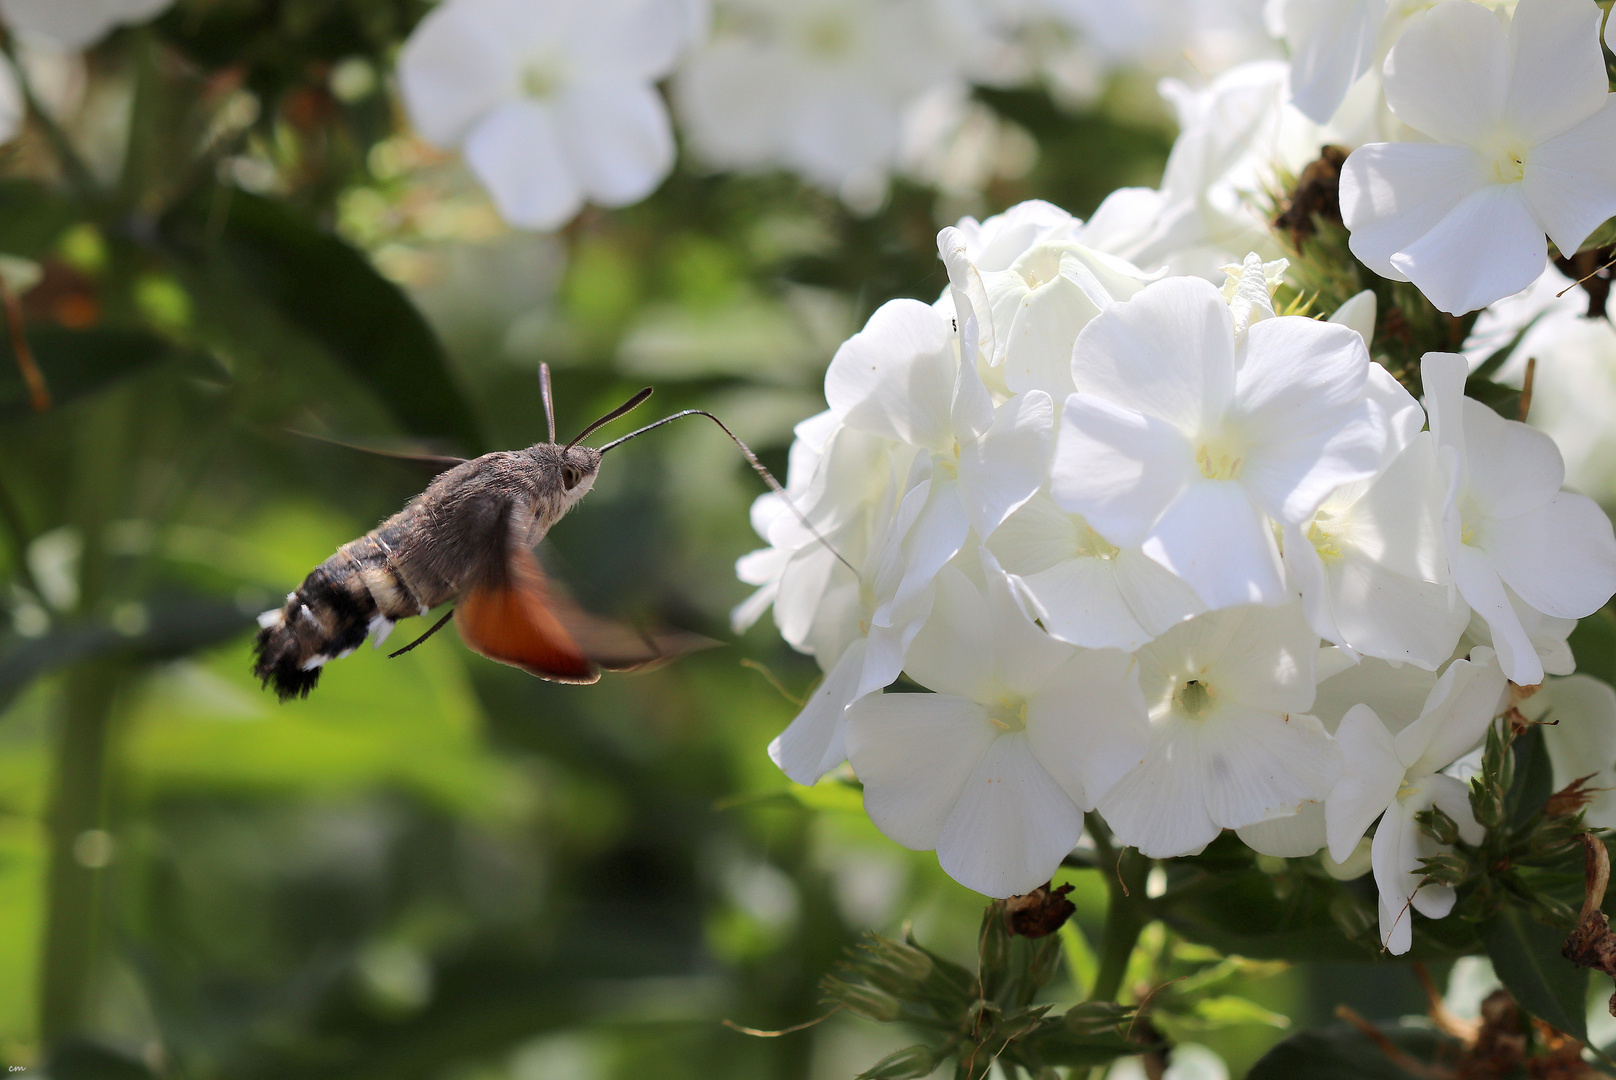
(987, 696), (1028, 733)
(1176, 678), (1215, 720)
(1196, 442), (1243, 481)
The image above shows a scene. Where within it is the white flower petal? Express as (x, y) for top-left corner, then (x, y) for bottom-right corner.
(1013, 558), (1153, 651)
(1525, 97), (1616, 258)
(1052, 394), (1195, 549)
(1485, 493), (1616, 620)
(1001, 273), (1095, 398)
(1142, 480), (1288, 609)
(1503, 0), (1609, 141)
(1025, 648), (1151, 808)
(1199, 706), (1341, 830)
(1098, 723), (1221, 859)
(555, 82), (673, 206)
(1326, 704), (1404, 863)
(846, 691), (997, 851)
(1313, 655), (1440, 734)
(768, 638), (867, 784)
(1284, 0), (1384, 125)
(1238, 799), (1328, 858)
(957, 391), (1053, 540)
(936, 733), (1085, 897)
(1395, 648), (1506, 778)
(463, 102), (584, 230)
(1341, 143), (1490, 282)
(671, 41), (787, 169)
(1235, 316), (1379, 523)
(903, 564), (997, 699)
(1391, 183), (1547, 316)
(397, 0), (518, 147)
(1325, 551), (1470, 670)
(1382, 0), (1509, 144)
(1113, 548), (1207, 638)
(1071, 276), (1237, 434)
(825, 299), (955, 450)
(1452, 546), (1542, 685)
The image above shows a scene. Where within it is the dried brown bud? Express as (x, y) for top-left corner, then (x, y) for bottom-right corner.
(1004, 881), (1077, 939)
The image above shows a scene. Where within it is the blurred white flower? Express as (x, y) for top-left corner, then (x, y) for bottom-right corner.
(1422, 352), (1616, 685)
(0, 0), (173, 50)
(673, 0), (959, 209)
(1083, 61), (1326, 278)
(1534, 674), (1616, 828)
(846, 563), (1148, 896)
(1099, 602), (1339, 858)
(1052, 273), (1383, 610)
(1339, 0), (1616, 314)
(398, 0), (688, 230)
(946, 199), (1086, 272)
(1325, 647), (1506, 954)
(1267, 0), (1385, 124)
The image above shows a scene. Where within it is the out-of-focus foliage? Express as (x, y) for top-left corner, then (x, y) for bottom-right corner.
(1, 3), (1611, 1080)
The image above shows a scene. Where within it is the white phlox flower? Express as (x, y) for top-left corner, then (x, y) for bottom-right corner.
(672, 0), (959, 209)
(1339, 0), (1616, 315)
(1422, 352), (1616, 686)
(845, 561), (1149, 897)
(1098, 602), (1340, 859)
(826, 240), (1056, 697)
(398, 0), (688, 230)
(1534, 675), (1616, 829)
(1325, 647), (1507, 955)
(0, 0), (173, 50)
(1052, 269), (1385, 610)
(1283, 350), (1470, 669)
(735, 415), (926, 784)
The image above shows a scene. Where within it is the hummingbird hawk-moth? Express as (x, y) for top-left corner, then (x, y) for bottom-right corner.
(252, 367), (807, 701)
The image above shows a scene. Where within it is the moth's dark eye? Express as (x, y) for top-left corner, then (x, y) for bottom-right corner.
(562, 465), (582, 491)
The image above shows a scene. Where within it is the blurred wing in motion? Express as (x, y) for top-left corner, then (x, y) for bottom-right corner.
(454, 544), (711, 683)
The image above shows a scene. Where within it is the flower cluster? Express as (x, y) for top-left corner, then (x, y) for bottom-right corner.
(737, 196), (1616, 952)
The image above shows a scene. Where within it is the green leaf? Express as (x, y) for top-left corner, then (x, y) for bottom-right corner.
(1247, 1023), (1461, 1080)
(171, 189), (479, 448)
(1479, 903), (1589, 1040)
(0, 326), (187, 417)
(0, 179), (78, 258)
(1507, 724), (1554, 830)
(0, 591), (252, 715)
(1187, 994), (1291, 1030)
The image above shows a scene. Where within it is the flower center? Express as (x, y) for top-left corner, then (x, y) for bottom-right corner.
(803, 14), (853, 58)
(1307, 518), (1343, 561)
(986, 696), (1028, 733)
(1490, 146), (1527, 184)
(521, 57), (565, 101)
(1196, 442), (1243, 481)
(1014, 247), (1063, 291)
(1175, 678), (1214, 720)
(1073, 519), (1119, 561)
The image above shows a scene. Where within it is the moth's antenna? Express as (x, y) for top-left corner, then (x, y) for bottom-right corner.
(539, 363), (557, 444)
(566, 387), (653, 449)
(599, 410), (857, 576)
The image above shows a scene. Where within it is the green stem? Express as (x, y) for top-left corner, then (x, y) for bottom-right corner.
(38, 660), (121, 1042)
(1088, 848), (1150, 1003)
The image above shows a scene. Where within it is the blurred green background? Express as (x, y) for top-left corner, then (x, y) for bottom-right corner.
(0, 6), (1489, 1078)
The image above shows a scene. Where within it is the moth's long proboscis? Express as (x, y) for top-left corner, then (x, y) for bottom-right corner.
(565, 387), (654, 449)
(539, 363), (557, 445)
(598, 410), (857, 576)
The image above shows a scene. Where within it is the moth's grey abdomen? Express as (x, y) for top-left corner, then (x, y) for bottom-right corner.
(252, 529), (426, 701)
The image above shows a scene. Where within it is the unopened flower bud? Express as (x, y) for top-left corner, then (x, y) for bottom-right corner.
(822, 977), (903, 1023)
(857, 1043), (941, 1080)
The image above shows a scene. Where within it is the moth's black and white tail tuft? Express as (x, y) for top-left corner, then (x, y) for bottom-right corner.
(252, 554), (405, 701)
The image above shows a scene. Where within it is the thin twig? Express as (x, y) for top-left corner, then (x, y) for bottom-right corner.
(0, 275), (46, 411)
(739, 658), (806, 707)
(1517, 356), (1535, 423)
(1556, 252), (1616, 298)
(1334, 1005), (1451, 1079)
(721, 1005), (841, 1037)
